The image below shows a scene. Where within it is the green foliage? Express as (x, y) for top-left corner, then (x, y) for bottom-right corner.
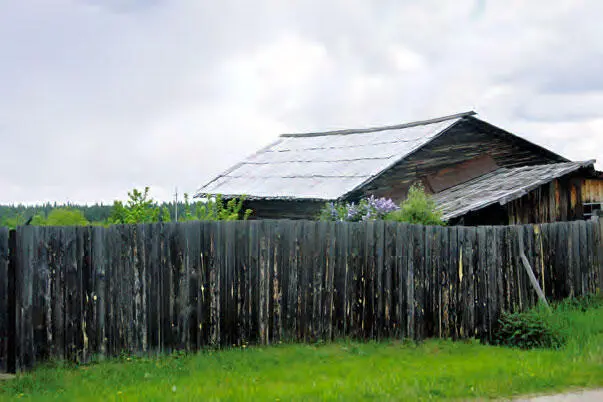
(386, 183), (445, 226)
(30, 214), (47, 226)
(0, 208), (89, 227)
(318, 185), (444, 225)
(109, 187), (161, 224)
(44, 208), (89, 226)
(554, 293), (603, 312)
(1, 212), (25, 229)
(179, 193), (252, 222)
(0, 189), (254, 228)
(160, 206), (172, 223)
(109, 189), (252, 225)
(494, 306), (566, 349)
(0, 203), (112, 228)
(494, 295), (603, 350)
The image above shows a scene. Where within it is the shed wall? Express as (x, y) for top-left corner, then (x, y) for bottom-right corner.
(456, 177), (603, 226)
(245, 199), (324, 220)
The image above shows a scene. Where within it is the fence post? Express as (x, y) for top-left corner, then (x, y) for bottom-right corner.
(598, 216), (603, 294)
(6, 230), (16, 373)
(0, 229), (9, 373)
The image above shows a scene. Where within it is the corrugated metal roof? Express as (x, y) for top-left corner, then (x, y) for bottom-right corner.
(432, 161), (596, 220)
(196, 111), (475, 200)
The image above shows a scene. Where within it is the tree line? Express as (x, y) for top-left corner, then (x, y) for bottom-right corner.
(0, 187), (251, 229)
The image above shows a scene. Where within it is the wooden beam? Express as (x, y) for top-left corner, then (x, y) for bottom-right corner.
(517, 227), (550, 310)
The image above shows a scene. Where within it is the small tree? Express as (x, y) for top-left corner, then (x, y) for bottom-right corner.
(109, 187), (160, 224)
(386, 183), (444, 226)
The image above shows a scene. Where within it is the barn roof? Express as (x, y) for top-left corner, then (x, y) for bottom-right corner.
(196, 111), (476, 200)
(432, 160), (597, 220)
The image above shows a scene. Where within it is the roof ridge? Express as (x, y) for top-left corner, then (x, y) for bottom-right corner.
(280, 111), (477, 138)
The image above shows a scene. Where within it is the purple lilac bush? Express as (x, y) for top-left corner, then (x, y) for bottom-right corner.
(319, 195), (400, 222)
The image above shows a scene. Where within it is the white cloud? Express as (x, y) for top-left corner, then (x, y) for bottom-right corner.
(0, 0), (602, 203)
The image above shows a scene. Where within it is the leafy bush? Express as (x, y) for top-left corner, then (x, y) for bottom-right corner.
(110, 188), (252, 224)
(318, 184), (444, 226)
(493, 308), (566, 349)
(386, 184), (444, 226)
(180, 193), (252, 222)
(44, 208), (90, 226)
(0, 203), (113, 229)
(6, 208), (90, 227)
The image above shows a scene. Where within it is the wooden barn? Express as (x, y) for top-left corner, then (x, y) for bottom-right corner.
(195, 111), (603, 225)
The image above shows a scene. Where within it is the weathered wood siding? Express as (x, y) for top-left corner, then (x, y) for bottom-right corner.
(5, 219), (601, 372)
(506, 178), (577, 225)
(245, 200), (325, 220)
(582, 179), (603, 203)
(503, 177), (603, 225)
(354, 119), (566, 203)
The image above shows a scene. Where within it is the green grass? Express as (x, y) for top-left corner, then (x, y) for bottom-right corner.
(1, 301), (602, 401)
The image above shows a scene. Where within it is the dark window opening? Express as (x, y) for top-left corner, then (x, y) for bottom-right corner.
(584, 202), (602, 219)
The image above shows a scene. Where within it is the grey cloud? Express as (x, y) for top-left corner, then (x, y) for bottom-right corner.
(0, 0), (601, 203)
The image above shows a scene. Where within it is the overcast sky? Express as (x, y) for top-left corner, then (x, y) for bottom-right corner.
(1, 0), (602, 204)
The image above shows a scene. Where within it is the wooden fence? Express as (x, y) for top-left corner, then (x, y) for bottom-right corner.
(1, 219), (602, 372)
(0, 228), (10, 373)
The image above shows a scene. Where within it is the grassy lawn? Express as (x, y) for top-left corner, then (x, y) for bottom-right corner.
(1, 303), (602, 401)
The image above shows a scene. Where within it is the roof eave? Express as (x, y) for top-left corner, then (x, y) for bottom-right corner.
(193, 138), (285, 199)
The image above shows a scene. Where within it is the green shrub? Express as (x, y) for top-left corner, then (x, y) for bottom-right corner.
(317, 184), (444, 226)
(45, 208), (90, 226)
(493, 308), (566, 349)
(386, 183), (445, 226)
(109, 188), (253, 224)
(180, 193), (252, 222)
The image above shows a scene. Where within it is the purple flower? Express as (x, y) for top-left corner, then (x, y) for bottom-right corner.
(365, 195), (399, 218)
(327, 203), (337, 219)
(346, 203), (360, 221)
(374, 197), (399, 214)
(322, 195), (399, 222)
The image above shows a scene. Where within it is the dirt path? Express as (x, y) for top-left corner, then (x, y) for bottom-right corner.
(513, 389), (603, 401)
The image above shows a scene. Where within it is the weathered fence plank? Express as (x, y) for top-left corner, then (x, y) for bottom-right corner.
(0, 228), (10, 372)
